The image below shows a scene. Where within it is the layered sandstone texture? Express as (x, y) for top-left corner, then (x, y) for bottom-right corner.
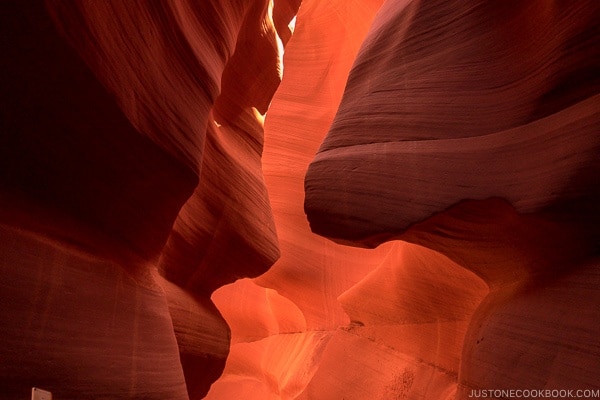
(212, 0), (599, 399)
(1, 0), (599, 400)
(304, 0), (600, 399)
(1, 0), (296, 398)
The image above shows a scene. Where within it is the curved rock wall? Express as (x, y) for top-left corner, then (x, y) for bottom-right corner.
(305, 0), (600, 245)
(1, 0), (296, 398)
(304, 0), (600, 398)
(2, 0), (598, 399)
(207, 0), (489, 398)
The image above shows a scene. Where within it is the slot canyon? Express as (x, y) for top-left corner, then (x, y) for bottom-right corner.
(1, 0), (599, 399)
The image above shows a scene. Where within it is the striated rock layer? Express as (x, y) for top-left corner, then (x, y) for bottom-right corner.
(305, 0), (600, 398)
(208, 0), (487, 398)
(2, 0), (599, 399)
(306, 0), (600, 245)
(1, 0), (296, 398)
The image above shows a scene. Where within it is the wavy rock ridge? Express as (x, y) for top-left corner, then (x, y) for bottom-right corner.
(1, 0), (599, 399)
(304, 0), (600, 398)
(1, 0), (297, 398)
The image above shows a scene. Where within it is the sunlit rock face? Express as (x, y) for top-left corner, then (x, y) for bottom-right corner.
(305, 0), (600, 398)
(208, 0), (487, 398)
(2, 0), (599, 399)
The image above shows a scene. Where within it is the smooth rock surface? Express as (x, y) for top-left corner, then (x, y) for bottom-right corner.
(303, 0), (600, 398)
(2, 0), (599, 399)
(305, 0), (600, 246)
(0, 225), (188, 400)
(1, 0), (295, 398)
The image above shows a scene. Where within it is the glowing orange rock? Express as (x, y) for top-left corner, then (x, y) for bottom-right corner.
(304, 0), (600, 398)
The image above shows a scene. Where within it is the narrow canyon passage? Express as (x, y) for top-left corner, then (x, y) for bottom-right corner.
(1, 0), (599, 400)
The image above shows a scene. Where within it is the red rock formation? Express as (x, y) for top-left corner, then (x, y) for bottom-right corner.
(306, 0), (600, 245)
(304, 0), (600, 398)
(207, 0), (489, 398)
(1, 0), (297, 398)
(0, 225), (189, 400)
(2, 0), (599, 398)
(205, 0), (400, 398)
